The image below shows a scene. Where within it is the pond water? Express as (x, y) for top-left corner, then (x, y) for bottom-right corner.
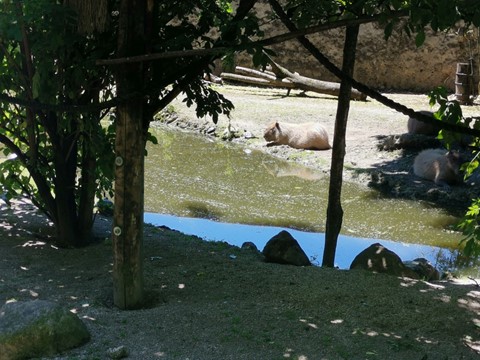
(144, 125), (477, 274)
(144, 213), (464, 273)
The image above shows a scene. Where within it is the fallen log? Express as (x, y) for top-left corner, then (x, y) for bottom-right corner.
(290, 74), (366, 100)
(267, 53), (367, 101)
(220, 72), (295, 88)
(220, 63), (367, 101)
(234, 66), (279, 81)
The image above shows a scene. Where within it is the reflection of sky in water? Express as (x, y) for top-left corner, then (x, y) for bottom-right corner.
(145, 213), (466, 272)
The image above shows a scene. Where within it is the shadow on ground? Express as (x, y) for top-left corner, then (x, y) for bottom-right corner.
(353, 134), (479, 218)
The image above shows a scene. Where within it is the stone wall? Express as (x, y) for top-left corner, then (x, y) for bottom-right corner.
(234, 1), (479, 93)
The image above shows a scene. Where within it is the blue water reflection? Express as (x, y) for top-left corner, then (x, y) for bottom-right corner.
(145, 212), (464, 272)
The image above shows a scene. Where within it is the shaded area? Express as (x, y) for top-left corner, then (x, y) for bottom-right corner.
(357, 134), (479, 217)
(0, 199), (55, 241)
(1, 203), (480, 359)
(183, 201), (223, 221)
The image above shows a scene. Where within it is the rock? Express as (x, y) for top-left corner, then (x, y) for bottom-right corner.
(221, 126), (240, 140)
(0, 300), (90, 360)
(243, 130), (255, 139)
(262, 230), (311, 266)
(350, 243), (419, 279)
(107, 345), (129, 359)
(403, 258), (441, 281)
(206, 126), (216, 135)
(241, 241), (258, 251)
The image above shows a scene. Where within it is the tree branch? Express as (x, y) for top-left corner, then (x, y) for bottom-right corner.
(0, 92), (129, 113)
(0, 132), (57, 220)
(145, 0), (260, 117)
(96, 11), (407, 66)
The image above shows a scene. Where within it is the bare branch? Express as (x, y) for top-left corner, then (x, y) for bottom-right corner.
(0, 92), (127, 113)
(96, 11), (407, 66)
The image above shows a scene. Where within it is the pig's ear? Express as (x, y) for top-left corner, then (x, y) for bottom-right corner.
(275, 122), (280, 129)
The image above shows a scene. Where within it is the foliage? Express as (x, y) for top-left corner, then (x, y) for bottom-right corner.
(146, 1), (263, 119)
(427, 86), (480, 161)
(0, 0), (116, 246)
(0, 0), (265, 247)
(428, 86), (474, 149)
(182, 82), (234, 124)
(458, 199), (480, 257)
(427, 87), (480, 258)
(282, 0), (480, 46)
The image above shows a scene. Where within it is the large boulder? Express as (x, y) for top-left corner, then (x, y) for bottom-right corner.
(262, 230), (311, 266)
(0, 300), (90, 360)
(350, 243), (419, 279)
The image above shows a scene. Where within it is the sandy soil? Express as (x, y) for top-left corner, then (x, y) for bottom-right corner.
(2, 85), (480, 359)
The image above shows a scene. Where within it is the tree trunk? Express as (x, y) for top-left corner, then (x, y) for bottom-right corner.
(77, 139), (97, 242)
(64, 0), (109, 34)
(235, 66), (277, 80)
(112, 97), (145, 309)
(322, 25), (360, 267)
(77, 88), (103, 244)
(54, 127), (81, 248)
(112, 0), (147, 309)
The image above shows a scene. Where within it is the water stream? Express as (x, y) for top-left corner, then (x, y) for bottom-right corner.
(144, 125), (475, 274)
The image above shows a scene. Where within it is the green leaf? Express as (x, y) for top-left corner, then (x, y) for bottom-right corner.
(147, 132), (158, 145)
(415, 30), (426, 47)
(384, 22), (394, 40)
(473, 11), (480, 27)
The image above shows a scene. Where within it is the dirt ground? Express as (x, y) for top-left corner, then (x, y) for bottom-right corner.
(2, 85), (480, 359)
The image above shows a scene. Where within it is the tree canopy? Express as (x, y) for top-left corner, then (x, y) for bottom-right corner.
(0, 0), (117, 246)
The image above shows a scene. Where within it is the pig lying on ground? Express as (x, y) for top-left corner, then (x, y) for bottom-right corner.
(407, 110), (439, 136)
(263, 121), (331, 150)
(413, 148), (463, 186)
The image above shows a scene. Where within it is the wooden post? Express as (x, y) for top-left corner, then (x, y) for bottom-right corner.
(322, 25), (360, 267)
(455, 62), (473, 105)
(112, 0), (146, 309)
(112, 99), (145, 309)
